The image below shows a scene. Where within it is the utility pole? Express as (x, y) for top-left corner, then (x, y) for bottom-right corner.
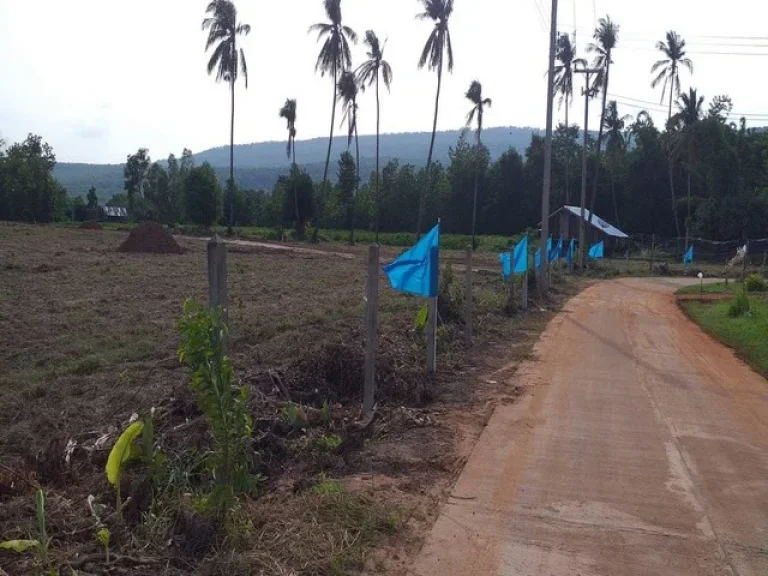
(574, 67), (600, 269)
(540, 0), (559, 296)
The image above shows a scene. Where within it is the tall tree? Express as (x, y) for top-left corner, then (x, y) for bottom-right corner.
(672, 88), (704, 251)
(356, 30), (393, 243)
(652, 31), (692, 240)
(416, 0), (454, 239)
(586, 15), (619, 228)
(553, 33), (586, 206)
(464, 80), (491, 248)
(124, 148), (150, 219)
(338, 71), (360, 244)
(279, 99), (300, 233)
(651, 31), (693, 121)
(336, 151), (357, 242)
(309, 0), (357, 184)
(202, 0), (250, 232)
(602, 100), (631, 226)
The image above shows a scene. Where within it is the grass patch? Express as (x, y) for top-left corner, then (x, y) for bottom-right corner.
(677, 282), (743, 295)
(681, 297), (768, 376)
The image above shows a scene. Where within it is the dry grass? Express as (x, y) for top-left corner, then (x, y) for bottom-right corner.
(0, 222), (586, 575)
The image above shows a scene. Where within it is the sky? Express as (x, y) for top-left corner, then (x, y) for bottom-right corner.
(1, 0), (766, 164)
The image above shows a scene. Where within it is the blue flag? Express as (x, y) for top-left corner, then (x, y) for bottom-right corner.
(549, 236), (563, 262)
(534, 248), (541, 270)
(565, 238), (575, 266)
(683, 245), (694, 264)
(499, 252), (512, 278)
(513, 236), (528, 274)
(384, 223), (440, 297)
(588, 240), (604, 260)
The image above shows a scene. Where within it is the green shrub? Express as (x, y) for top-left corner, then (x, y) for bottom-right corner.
(177, 300), (255, 518)
(728, 293), (751, 318)
(746, 273), (766, 292)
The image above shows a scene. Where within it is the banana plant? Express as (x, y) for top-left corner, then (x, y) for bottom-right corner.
(106, 420), (144, 515)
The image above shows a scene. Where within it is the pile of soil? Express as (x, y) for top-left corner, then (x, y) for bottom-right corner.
(79, 221), (103, 230)
(118, 222), (184, 254)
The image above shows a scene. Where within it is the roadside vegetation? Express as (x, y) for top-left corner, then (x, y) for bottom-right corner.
(678, 275), (768, 377)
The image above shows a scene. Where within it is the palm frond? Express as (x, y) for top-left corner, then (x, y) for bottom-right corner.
(381, 61), (393, 89)
(239, 48), (248, 88)
(445, 28), (454, 72)
(466, 107), (476, 128)
(418, 33), (436, 69)
(342, 25), (358, 44)
(650, 59), (668, 74)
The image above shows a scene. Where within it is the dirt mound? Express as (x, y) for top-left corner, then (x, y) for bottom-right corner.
(118, 222), (184, 254)
(79, 221), (103, 230)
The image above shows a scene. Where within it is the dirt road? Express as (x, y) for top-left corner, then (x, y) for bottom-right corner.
(413, 278), (768, 576)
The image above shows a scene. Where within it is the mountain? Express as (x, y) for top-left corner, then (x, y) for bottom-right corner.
(54, 126), (541, 202)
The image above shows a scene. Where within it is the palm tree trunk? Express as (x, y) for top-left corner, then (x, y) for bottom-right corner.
(417, 52), (443, 240)
(587, 60), (610, 228)
(611, 166), (619, 227)
(323, 64), (337, 184)
(292, 137), (299, 224)
(228, 77), (235, 233)
(666, 74), (680, 239)
(685, 138), (692, 252)
(565, 94), (570, 206)
(351, 113), (359, 246)
(375, 72), (380, 244)
(471, 130), (480, 250)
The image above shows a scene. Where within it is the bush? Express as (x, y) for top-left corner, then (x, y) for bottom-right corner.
(728, 293), (751, 318)
(746, 273), (766, 292)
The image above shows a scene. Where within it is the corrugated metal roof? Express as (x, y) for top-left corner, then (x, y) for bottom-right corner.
(562, 205), (628, 238)
(102, 206), (128, 218)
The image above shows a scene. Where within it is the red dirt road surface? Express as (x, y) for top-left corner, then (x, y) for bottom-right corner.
(412, 278), (768, 576)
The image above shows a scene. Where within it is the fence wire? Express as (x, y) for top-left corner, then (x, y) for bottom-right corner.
(623, 235), (768, 267)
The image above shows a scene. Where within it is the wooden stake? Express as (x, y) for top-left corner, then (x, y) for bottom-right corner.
(464, 247), (473, 347)
(207, 235), (228, 352)
(363, 244), (379, 416)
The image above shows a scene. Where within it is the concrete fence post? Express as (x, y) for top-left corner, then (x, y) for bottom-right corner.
(464, 247), (473, 347)
(521, 270), (529, 310)
(207, 234), (229, 352)
(649, 234), (656, 273)
(363, 244), (379, 416)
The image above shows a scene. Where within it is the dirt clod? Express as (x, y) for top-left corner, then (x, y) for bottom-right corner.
(79, 221), (103, 230)
(118, 222), (184, 254)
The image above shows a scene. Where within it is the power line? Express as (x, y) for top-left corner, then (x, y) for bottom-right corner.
(531, 0), (548, 33)
(611, 94), (768, 119)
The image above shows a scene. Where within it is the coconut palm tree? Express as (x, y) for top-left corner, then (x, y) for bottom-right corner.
(586, 15), (619, 228)
(279, 99), (299, 228)
(202, 0), (250, 231)
(356, 31), (393, 243)
(415, 0), (454, 239)
(309, 0), (357, 185)
(603, 100), (631, 226)
(672, 88), (704, 252)
(651, 31), (693, 121)
(465, 80), (491, 249)
(338, 71), (359, 245)
(554, 33), (587, 206)
(652, 32), (692, 241)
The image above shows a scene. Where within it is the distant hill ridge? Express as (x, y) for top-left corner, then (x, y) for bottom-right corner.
(54, 126), (541, 201)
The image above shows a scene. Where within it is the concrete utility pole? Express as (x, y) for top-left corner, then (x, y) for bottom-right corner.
(574, 67), (600, 269)
(540, 0), (559, 296)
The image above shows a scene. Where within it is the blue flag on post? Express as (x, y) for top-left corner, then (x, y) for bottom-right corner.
(565, 238), (575, 266)
(513, 236), (528, 274)
(683, 245), (694, 264)
(549, 236), (563, 262)
(384, 223), (440, 297)
(588, 240), (604, 260)
(534, 248), (541, 270)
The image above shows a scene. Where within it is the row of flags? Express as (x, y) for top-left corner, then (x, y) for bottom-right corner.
(381, 222), (698, 299)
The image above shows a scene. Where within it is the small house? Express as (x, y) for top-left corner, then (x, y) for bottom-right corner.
(101, 206), (129, 222)
(547, 205), (628, 254)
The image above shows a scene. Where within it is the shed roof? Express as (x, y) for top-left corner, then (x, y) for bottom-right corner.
(560, 205), (628, 238)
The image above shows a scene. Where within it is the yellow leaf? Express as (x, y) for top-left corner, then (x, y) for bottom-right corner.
(105, 421), (144, 486)
(97, 528), (110, 547)
(0, 540), (40, 553)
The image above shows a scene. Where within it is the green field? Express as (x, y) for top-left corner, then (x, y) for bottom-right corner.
(680, 291), (768, 377)
(676, 281), (744, 295)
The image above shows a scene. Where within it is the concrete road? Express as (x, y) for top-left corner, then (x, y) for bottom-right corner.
(413, 278), (768, 576)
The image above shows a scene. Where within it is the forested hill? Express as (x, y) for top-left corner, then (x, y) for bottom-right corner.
(53, 126), (538, 201)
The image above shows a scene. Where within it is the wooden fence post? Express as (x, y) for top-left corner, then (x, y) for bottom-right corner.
(521, 270), (529, 310)
(207, 234), (229, 352)
(649, 234), (656, 273)
(363, 244), (379, 416)
(426, 247), (439, 375)
(464, 247), (473, 347)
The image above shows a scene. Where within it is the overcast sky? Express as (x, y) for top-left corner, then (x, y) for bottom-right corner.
(1, 0), (766, 164)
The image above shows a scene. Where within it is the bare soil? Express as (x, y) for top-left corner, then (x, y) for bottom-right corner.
(0, 223), (583, 575)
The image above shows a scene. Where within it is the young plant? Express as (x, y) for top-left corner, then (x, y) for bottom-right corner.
(106, 420), (145, 515)
(97, 528), (111, 564)
(281, 402), (308, 429)
(0, 489), (50, 572)
(177, 300), (254, 519)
